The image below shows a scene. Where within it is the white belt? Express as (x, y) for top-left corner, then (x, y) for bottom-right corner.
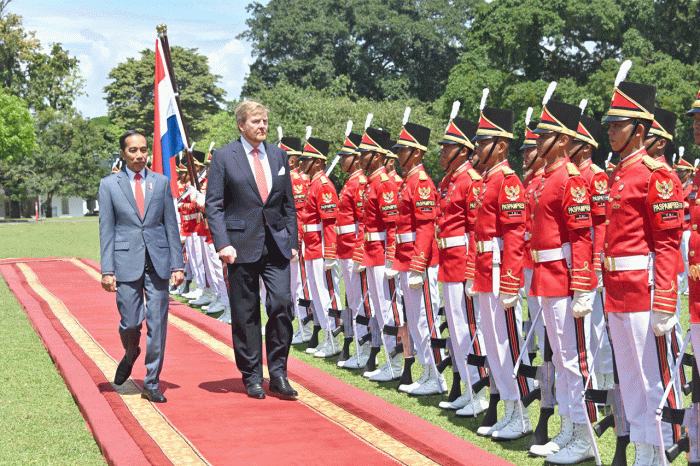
(476, 237), (503, 253)
(336, 224), (357, 235)
(437, 235), (467, 250)
(364, 231), (386, 242)
(525, 232), (531, 241)
(603, 254), (652, 272)
(182, 213), (197, 221)
(531, 242), (571, 267)
(475, 237), (503, 296)
(397, 232), (417, 244)
(303, 223), (322, 233)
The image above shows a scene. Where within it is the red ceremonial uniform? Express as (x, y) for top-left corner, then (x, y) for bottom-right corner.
(579, 159), (609, 271)
(437, 162), (481, 282)
(683, 181), (692, 231)
(465, 178), (483, 281)
(303, 171), (339, 261)
(389, 170), (403, 186)
(291, 168), (309, 244)
(688, 171), (700, 322)
(473, 160), (526, 294)
(178, 181), (199, 236)
(394, 165), (439, 273)
(523, 167), (545, 270)
(336, 170), (366, 259)
(530, 159), (596, 297)
(358, 167), (398, 266)
(603, 149), (683, 314)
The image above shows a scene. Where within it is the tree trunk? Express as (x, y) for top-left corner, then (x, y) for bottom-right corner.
(45, 192), (53, 218)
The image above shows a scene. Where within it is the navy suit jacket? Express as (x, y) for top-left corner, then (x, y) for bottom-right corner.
(205, 139), (298, 263)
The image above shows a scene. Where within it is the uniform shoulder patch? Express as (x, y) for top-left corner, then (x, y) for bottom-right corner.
(642, 155), (664, 171)
(321, 177), (328, 185)
(501, 166), (515, 176)
(291, 171), (300, 179)
(419, 171), (428, 181)
(359, 175), (367, 185)
(468, 168), (482, 181)
(380, 173), (389, 182)
(590, 163), (604, 174)
(566, 163), (581, 176)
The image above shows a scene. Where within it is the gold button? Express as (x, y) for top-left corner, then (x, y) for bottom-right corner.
(605, 243), (608, 248)
(531, 214), (534, 219)
(615, 176), (620, 181)
(605, 220), (610, 225)
(691, 251), (696, 257)
(694, 225), (698, 231)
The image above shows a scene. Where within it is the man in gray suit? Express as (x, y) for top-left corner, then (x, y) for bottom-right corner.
(99, 130), (184, 403)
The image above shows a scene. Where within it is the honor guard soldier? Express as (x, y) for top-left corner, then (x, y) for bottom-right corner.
(467, 91), (532, 440)
(392, 120), (445, 396)
(335, 127), (373, 368)
(299, 137), (343, 358)
(174, 159), (195, 296)
(601, 65), (684, 465)
(281, 136), (314, 344)
(675, 154), (695, 296)
(385, 148), (403, 185)
(434, 104), (489, 414)
(354, 125), (403, 377)
(528, 93), (598, 464)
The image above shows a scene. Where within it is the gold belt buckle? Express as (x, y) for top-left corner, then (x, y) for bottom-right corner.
(438, 238), (445, 249)
(531, 250), (539, 263)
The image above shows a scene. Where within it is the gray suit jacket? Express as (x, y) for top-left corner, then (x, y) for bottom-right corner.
(98, 169), (184, 282)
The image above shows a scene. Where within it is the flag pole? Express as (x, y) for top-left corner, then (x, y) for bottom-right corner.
(156, 24), (200, 192)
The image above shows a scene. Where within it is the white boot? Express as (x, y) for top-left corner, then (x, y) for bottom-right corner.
(399, 364), (431, 393)
(189, 288), (214, 306)
(477, 399), (514, 436)
(181, 286), (202, 300)
(440, 387), (473, 410)
(596, 371), (614, 390)
(491, 400), (532, 440)
(454, 389), (489, 416)
(631, 443), (655, 466)
(648, 445), (663, 466)
(409, 368), (447, 396)
(530, 414), (573, 457)
(543, 423), (594, 464)
(342, 342), (371, 369)
(314, 332), (341, 358)
(204, 297), (224, 314)
(292, 321), (313, 344)
(217, 306), (231, 324)
(369, 354), (403, 382)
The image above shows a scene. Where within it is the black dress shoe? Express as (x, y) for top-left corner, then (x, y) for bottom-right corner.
(269, 376), (298, 398)
(114, 347), (140, 386)
(141, 388), (167, 403)
(246, 383), (266, 399)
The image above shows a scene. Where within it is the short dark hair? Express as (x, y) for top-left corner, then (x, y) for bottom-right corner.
(120, 130), (149, 150)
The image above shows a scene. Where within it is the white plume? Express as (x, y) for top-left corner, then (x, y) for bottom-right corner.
(615, 60), (632, 88)
(450, 101), (461, 120)
(579, 99), (588, 112)
(345, 120), (353, 137)
(190, 142), (196, 151)
(305, 126), (312, 141)
(277, 126), (283, 141)
(606, 152), (613, 164)
(542, 81), (557, 105)
(208, 141), (215, 153)
(679, 146), (685, 159)
(364, 113), (373, 130)
(525, 107), (533, 126)
(674, 153), (678, 163)
(480, 88), (489, 110)
(695, 159), (699, 168)
(402, 107), (411, 126)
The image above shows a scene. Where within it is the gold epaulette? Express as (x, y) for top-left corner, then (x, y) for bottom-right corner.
(291, 171), (300, 179)
(566, 163), (581, 176)
(321, 177), (328, 185)
(359, 175), (367, 185)
(642, 155), (664, 171)
(419, 171), (428, 181)
(590, 163), (604, 174)
(502, 166), (515, 176)
(380, 173), (389, 182)
(468, 168), (482, 181)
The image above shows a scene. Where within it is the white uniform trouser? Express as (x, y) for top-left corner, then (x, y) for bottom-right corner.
(443, 281), (485, 386)
(400, 266), (440, 366)
(541, 296), (596, 425)
(680, 230), (690, 294)
(589, 290), (613, 377)
(185, 234), (205, 289)
(691, 323), (700, 388)
(523, 268), (544, 355)
(340, 259), (370, 341)
(201, 238), (229, 307)
(290, 257), (306, 321)
(366, 264), (402, 351)
(183, 245), (193, 280)
(608, 311), (678, 446)
(305, 258), (341, 333)
(478, 291), (532, 401)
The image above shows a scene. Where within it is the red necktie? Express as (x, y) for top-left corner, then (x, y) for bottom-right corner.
(252, 148), (268, 203)
(134, 173), (145, 218)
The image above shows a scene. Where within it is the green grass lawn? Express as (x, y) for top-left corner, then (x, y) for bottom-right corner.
(0, 218), (691, 465)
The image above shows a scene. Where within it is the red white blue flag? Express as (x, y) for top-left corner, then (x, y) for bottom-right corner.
(153, 38), (186, 197)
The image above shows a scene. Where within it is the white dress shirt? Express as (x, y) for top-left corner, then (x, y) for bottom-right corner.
(241, 137), (272, 198)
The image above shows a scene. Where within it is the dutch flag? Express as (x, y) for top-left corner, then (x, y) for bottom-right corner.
(153, 38), (187, 197)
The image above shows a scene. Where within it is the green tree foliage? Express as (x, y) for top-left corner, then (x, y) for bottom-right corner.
(104, 46), (226, 142)
(240, 0), (477, 102)
(0, 88), (35, 165)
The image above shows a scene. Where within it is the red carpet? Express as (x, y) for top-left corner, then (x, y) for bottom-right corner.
(1, 257), (514, 466)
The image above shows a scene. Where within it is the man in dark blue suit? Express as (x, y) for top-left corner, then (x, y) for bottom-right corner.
(205, 100), (299, 399)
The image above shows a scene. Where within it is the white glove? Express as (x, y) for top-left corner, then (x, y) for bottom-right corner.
(384, 261), (398, 279)
(499, 292), (519, 309)
(195, 191), (205, 207)
(571, 290), (593, 318)
(324, 258), (339, 270)
(352, 260), (365, 274)
(408, 270), (424, 289)
(596, 270), (604, 292)
(651, 311), (678, 337)
(464, 280), (477, 297)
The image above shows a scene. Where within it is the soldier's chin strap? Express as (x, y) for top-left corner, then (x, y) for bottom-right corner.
(447, 144), (465, 172)
(479, 137), (499, 168)
(538, 133), (560, 161)
(644, 135), (661, 154)
(524, 150), (538, 172)
(617, 118), (641, 156)
(400, 148), (418, 170)
(568, 142), (586, 165)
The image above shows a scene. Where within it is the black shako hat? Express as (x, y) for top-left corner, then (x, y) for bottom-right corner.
(533, 99), (582, 139)
(394, 122), (431, 152)
(279, 137), (302, 156)
(359, 127), (391, 154)
(649, 107), (677, 141)
(575, 114), (603, 148)
(474, 106), (514, 141)
(301, 137), (330, 160)
(520, 121), (539, 150)
(439, 116), (477, 150)
(603, 81), (656, 123)
(686, 86), (700, 116)
(338, 132), (363, 156)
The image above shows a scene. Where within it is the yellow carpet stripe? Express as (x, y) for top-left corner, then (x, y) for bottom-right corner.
(70, 258), (436, 465)
(18, 261), (209, 466)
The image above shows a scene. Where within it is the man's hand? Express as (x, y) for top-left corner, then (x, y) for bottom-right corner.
(353, 260), (366, 274)
(408, 270), (424, 289)
(101, 274), (117, 292)
(195, 191), (206, 208)
(324, 258), (339, 270)
(571, 290), (593, 318)
(464, 280), (476, 297)
(219, 245), (237, 264)
(171, 271), (184, 287)
(652, 311), (678, 337)
(384, 261), (398, 279)
(499, 292), (519, 309)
